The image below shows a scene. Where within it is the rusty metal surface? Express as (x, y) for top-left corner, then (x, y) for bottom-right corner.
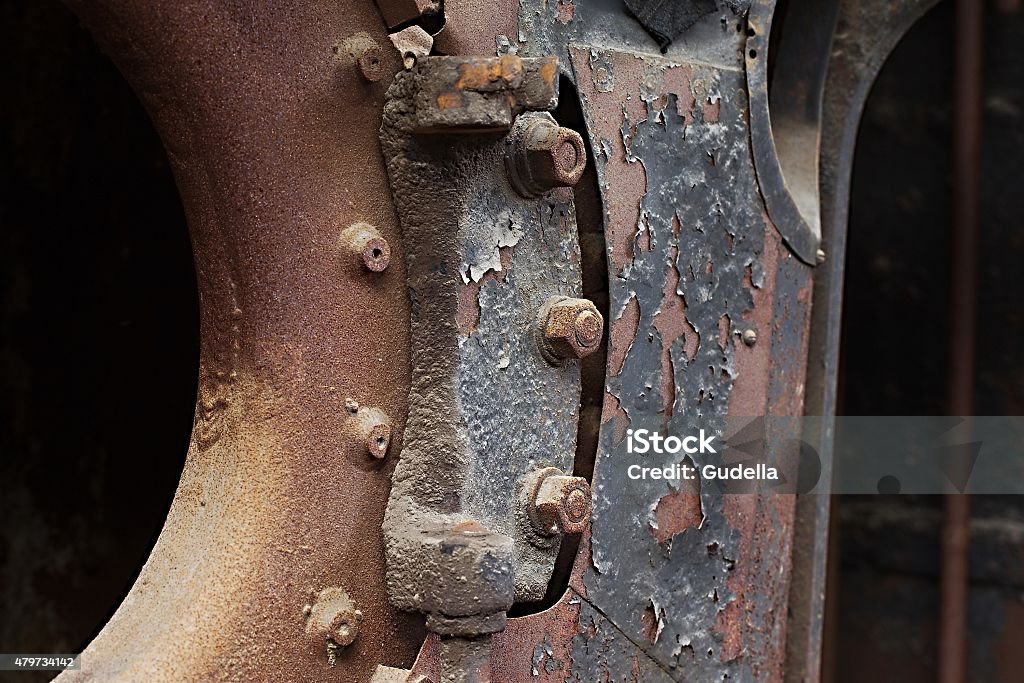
(403, 1), (819, 680)
(54, 1), (423, 680)
(49, 0), (891, 680)
(377, 52), (601, 679)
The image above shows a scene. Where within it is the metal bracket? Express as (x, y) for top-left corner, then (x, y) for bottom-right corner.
(378, 55), (599, 680)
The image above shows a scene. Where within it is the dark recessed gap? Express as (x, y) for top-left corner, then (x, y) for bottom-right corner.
(509, 75), (607, 618)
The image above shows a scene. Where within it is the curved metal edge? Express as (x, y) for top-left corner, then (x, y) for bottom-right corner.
(785, 1), (943, 681)
(745, 0), (841, 266)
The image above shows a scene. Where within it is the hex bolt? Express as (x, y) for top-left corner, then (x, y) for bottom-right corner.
(340, 222), (391, 272)
(505, 112), (587, 198)
(357, 44), (386, 82)
(528, 468), (592, 536)
(536, 296), (605, 364)
(742, 329), (758, 347)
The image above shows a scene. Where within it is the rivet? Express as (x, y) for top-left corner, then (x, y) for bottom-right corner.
(742, 329), (758, 347)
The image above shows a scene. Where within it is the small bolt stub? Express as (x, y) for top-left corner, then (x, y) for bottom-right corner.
(357, 45), (386, 82)
(366, 422), (392, 459)
(305, 587), (364, 664)
(346, 404), (392, 460)
(527, 468), (592, 536)
(340, 222), (391, 272)
(815, 248), (827, 265)
(505, 112), (587, 198)
(741, 329), (758, 347)
(537, 296), (605, 364)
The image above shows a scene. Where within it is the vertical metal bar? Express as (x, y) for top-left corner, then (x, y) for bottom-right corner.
(940, 0), (983, 681)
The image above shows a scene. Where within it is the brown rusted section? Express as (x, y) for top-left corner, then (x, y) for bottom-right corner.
(54, 1), (420, 681)
(455, 248), (512, 335)
(432, 0), (518, 56)
(651, 464), (703, 544)
(941, 0), (984, 679)
(557, 0), (576, 25)
(608, 295), (640, 378)
(374, 0), (441, 31)
(714, 226), (813, 679)
(413, 56), (558, 131)
(574, 43), (811, 681)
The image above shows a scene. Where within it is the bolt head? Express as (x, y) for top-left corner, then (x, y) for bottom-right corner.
(815, 248), (827, 265)
(741, 329), (757, 347)
(539, 296), (604, 363)
(531, 471), (592, 536)
(506, 112), (587, 198)
(524, 124), (586, 189)
(305, 587), (362, 650)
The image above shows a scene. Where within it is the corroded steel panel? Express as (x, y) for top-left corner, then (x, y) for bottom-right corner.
(51, 0), (936, 681)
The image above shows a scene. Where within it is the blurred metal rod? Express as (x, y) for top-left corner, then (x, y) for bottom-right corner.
(940, 0), (983, 681)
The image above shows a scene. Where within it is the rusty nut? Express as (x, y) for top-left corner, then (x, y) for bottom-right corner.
(505, 112), (587, 198)
(528, 468), (592, 536)
(537, 296), (604, 364)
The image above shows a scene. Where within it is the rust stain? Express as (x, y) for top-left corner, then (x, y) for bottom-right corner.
(608, 295), (640, 376)
(557, 0), (576, 24)
(537, 58), (558, 91)
(727, 214), (777, 417)
(455, 247), (512, 335)
(717, 313), (731, 350)
(702, 98), (722, 123)
(650, 460), (703, 544)
(570, 47), (650, 275)
(436, 91), (464, 110)
(660, 64), (697, 124)
(455, 54), (525, 92)
(653, 248), (697, 417)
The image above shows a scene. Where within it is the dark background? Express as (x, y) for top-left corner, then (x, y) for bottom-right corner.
(0, 3), (197, 681)
(0, 1), (1022, 681)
